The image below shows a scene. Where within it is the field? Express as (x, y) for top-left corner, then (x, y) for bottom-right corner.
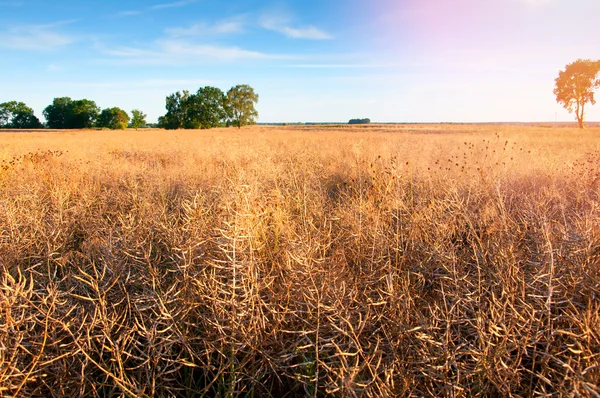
(0, 124), (599, 396)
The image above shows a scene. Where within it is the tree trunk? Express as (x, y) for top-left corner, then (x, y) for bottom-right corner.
(576, 100), (585, 129)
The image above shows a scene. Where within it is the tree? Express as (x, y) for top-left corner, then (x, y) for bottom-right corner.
(554, 59), (600, 129)
(43, 97), (100, 129)
(98, 107), (130, 130)
(227, 84), (259, 128)
(43, 97), (73, 129)
(0, 101), (42, 128)
(130, 109), (147, 130)
(159, 90), (191, 130)
(71, 99), (100, 129)
(348, 118), (371, 125)
(186, 86), (228, 129)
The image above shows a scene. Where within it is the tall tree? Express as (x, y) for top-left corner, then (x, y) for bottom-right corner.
(71, 99), (100, 129)
(186, 86), (228, 129)
(227, 84), (259, 128)
(130, 109), (147, 130)
(43, 97), (73, 129)
(0, 101), (42, 128)
(98, 107), (130, 130)
(43, 97), (100, 129)
(159, 90), (190, 130)
(554, 59), (600, 129)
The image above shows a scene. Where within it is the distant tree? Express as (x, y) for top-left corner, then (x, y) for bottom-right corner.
(0, 101), (43, 128)
(348, 118), (371, 125)
(43, 97), (100, 129)
(71, 99), (100, 129)
(43, 97), (73, 129)
(159, 90), (191, 130)
(554, 59), (600, 129)
(98, 107), (130, 130)
(227, 84), (259, 128)
(130, 109), (147, 130)
(186, 86), (228, 129)
(157, 116), (167, 129)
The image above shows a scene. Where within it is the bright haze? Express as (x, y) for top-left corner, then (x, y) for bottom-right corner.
(1, 0), (599, 124)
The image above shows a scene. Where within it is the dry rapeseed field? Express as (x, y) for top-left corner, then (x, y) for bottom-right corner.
(0, 124), (599, 396)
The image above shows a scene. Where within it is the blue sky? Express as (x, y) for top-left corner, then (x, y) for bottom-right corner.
(1, 0), (600, 123)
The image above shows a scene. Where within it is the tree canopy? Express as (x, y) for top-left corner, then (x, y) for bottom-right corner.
(554, 59), (600, 129)
(158, 85), (257, 130)
(7, 85), (259, 130)
(186, 86), (228, 129)
(130, 109), (147, 130)
(158, 90), (191, 130)
(348, 118), (371, 125)
(43, 97), (100, 129)
(0, 101), (43, 129)
(98, 107), (130, 130)
(227, 85), (259, 128)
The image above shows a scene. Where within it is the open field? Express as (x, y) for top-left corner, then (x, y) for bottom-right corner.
(0, 124), (599, 396)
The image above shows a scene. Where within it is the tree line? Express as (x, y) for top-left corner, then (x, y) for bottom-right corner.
(348, 118), (371, 125)
(0, 84), (258, 130)
(158, 84), (258, 129)
(5, 62), (600, 130)
(1, 98), (147, 130)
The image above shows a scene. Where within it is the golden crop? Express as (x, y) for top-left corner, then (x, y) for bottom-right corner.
(0, 124), (598, 396)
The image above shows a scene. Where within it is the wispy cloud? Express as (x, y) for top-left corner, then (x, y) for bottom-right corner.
(100, 39), (290, 65)
(0, 20), (77, 51)
(150, 0), (199, 10)
(118, 0), (198, 16)
(117, 10), (143, 17)
(165, 17), (246, 37)
(260, 11), (332, 40)
(277, 26), (333, 40)
(158, 40), (275, 60)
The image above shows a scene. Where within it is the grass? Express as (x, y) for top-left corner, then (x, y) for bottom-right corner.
(0, 124), (599, 397)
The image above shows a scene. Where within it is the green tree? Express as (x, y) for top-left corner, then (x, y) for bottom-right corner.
(554, 59), (600, 129)
(186, 86), (228, 129)
(43, 97), (73, 129)
(71, 99), (100, 129)
(159, 90), (190, 130)
(130, 109), (147, 130)
(348, 118), (371, 125)
(0, 101), (43, 128)
(98, 107), (130, 130)
(226, 84), (259, 128)
(43, 97), (100, 129)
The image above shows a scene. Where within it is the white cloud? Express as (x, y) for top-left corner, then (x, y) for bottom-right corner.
(150, 0), (199, 10)
(165, 17), (246, 37)
(158, 39), (275, 60)
(0, 21), (76, 51)
(100, 39), (290, 65)
(277, 26), (333, 40)
(117, 10), (143, 17)
(116, 0), (198, 17)
(260, 12), (332, 40)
